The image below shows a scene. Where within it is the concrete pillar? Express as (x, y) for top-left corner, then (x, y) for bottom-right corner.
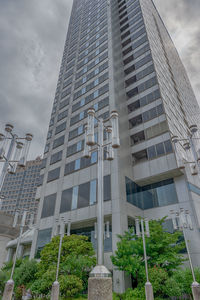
(17, 244), (24, 258)
(6, 248), (14, 262)
(145, 282), (154, 300)
(88, 265), (112, 300)
(51, 281), (60, 300)
(2, 279), (14, 300)
(192, 282), (200, 300)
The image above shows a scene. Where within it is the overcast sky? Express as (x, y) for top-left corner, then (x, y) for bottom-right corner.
(0, 0), (199, 160)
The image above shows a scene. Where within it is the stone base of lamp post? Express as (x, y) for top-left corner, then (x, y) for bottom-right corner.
(88, 265), (112, 300)
(51, 281), (60, 300)
(192, 281), (200, 300)
(2, 279), (14, 300)
(145, 281), (154, 300)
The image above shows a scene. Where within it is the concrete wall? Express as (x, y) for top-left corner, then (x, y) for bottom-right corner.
(0, 212), (19, 269)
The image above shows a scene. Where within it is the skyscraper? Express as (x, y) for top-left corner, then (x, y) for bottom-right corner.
(30, 0), (200, 292)
(1, 157), (41, 223)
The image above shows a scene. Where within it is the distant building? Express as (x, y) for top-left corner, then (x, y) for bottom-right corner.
(0, 157), (41, 223)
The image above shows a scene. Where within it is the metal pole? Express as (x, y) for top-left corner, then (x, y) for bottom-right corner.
(141, 219), (149, 282)
(182, 226), (196, 282)
(10, 225), (23, 280)
(56, 230), (64, 281)
(0, 135), (16, 190)
(97, 118), (104, 266)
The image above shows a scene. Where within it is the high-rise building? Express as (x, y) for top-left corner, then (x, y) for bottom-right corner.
(0, 157), (41, 223)
(30, 0), (200, 292)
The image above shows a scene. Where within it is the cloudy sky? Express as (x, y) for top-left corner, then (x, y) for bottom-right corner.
(0, 0), (199, 160)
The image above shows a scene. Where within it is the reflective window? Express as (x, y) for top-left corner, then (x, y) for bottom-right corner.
(60, 188), (72, 213)
(47, 167), (60, 182)
(55, 122), (66, 135)
(104, 175), (111, 201)
(90, 180), (97, 205)
(75, 158), (81, 170)
(91, 151), (98, 163)
(126, 177), (178, 209)
(72, 186), (78, 210)
(77, 141), (82, 151)
(53, 135), (65, 149)
(78, 182), (90, 208)
(35, 228), (52, 258)
(50, 151), (62, 165)
(41, 193), (56, 218)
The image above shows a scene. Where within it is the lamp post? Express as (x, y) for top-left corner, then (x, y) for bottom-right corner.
(170, 209), (200, 299)
(0, 123), (33, 190)
(84, 109), (120, 300)
(51, 217), (71, 300)
(2, 210), (27, 300)
(135, 218), (154, 300)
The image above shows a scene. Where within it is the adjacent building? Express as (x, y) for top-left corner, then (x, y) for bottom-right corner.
(30, 0), (200, 292)
(0, 157), (41, 223)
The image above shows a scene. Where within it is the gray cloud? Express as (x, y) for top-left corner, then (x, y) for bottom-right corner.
(0, 0), (73, 159)
(154, 0), (200, 102)
(0, 0), (199, 161)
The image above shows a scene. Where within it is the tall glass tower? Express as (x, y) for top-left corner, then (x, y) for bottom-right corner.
(30, 0), (200, 292)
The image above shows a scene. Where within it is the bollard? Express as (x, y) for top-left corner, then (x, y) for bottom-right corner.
(88, 265), (112, 300)
(192, 281), (200, 300)
(2, 279), (14, 300)
(145, 281), (154, 300)
(51, 281), (60, 300)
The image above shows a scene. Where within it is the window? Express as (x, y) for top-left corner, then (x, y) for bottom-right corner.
(126, 177), (178, 209)
(78, 182), (90, 208)
(41, 158), (47, 169)
(60, 188), (72, 213)
(91, 151), (98, 163)
(64, 161), (75, 175)
(53, 135), (65, 149)
(94, 90), (99, 98)
(72, 186), (78, 210)
(50, 151), (62, 165)
(75, 158), (81, 170)
(37, 174), (44, 187)
(47, 167), (60, 182)
(104, 175), (111, 201)
(147, 146), (156, 159)
(35, 228), (52, 258)
(44, 143), (50, 153)
(57, 110), (68, 122)
(55, 122), (66, 135)
(41, 193), (56, 218)
(59, 98), (69, 110)
(77, 141), (82, 151)
(90, 180), (97, 205)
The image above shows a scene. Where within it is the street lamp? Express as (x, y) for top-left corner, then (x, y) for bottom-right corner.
(135, 218), (154, 300)
(2, 210), (27, 300)
(0, 123), (33, 190)
(85, 109), (120, 300)
(171, 124), (200, 173)
(51, 217), (71, 300)
(170, 209), (200, 299)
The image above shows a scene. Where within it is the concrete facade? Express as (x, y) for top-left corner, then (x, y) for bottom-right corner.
(30, 0), (200, 293)
(0, 212), (19, 269)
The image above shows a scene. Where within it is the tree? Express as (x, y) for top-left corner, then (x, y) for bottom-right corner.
(111, 218), (185, 289)
(0, 258), (37, 297)
(31, 234), (96, 297)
